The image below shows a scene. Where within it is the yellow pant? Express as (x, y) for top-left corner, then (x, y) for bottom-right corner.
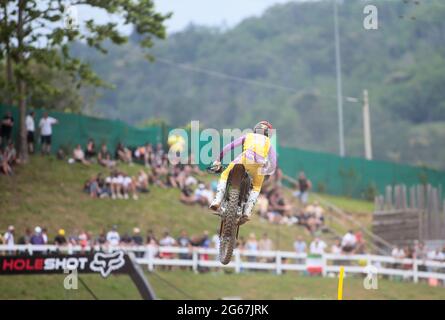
(220, 159), (265, 192)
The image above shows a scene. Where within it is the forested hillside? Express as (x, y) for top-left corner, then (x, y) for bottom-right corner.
(71, 0), (445, 169)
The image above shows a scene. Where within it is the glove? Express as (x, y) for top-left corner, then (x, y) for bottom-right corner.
(212, 160), (221, 172)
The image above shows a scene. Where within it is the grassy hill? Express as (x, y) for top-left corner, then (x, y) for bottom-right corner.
(0, 156), (315, 250)
(2, 271), (445, 300)
(2, 157), (444, 300)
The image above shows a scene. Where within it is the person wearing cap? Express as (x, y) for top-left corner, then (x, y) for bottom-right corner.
(30, 226), (45, 245)
(3, 225), (15, 246)
(54, 229), (67, 246)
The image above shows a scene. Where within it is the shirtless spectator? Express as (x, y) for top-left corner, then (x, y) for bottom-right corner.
(98, 144), (116, 168)
(115, 142), (132, 164)
(0, 148), (13, 175)
(268, 187), (292, 219)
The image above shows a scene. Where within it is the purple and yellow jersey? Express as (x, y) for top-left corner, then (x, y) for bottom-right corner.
(218, 132), (276, 172)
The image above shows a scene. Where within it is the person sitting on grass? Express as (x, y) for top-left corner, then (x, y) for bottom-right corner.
(122, 172), (138, 200)
(84, 139), (96, 161)
(115, 142), (133, 165)
(179, 185), (196, 205)
(98, 143), (116, 168)
(135, 169), (149, 193)
(73, 144), (90, 165)
(0, 148), (13, 175)
(84, 175), (100, 198)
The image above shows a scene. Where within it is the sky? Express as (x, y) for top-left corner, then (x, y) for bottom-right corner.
(76, 0), (318, 35)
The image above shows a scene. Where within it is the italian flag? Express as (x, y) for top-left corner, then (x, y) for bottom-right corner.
(306, 254), (323, 274)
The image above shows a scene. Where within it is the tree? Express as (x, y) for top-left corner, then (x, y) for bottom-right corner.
(0, 0), (170, 162)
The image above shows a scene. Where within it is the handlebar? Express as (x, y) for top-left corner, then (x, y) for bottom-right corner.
(206, 165), (225, 174)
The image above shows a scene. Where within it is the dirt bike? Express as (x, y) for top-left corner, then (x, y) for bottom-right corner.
(208, 164), (252, 265)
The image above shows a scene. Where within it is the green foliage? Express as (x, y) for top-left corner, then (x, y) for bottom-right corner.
(73, 0), (445, 169)
(0, 0), (169, 158)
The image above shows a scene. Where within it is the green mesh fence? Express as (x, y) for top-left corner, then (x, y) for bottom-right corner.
(2, 104), (444, 200)
(0, 105), (162, 154)
(279, 146), (445, 199)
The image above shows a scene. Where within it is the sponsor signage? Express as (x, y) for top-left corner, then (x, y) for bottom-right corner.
(0, 251), (128, 278)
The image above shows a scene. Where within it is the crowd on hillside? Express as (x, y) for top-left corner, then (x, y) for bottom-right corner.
(0, 224), (364, 257)
(2, 225), (445, 273)
(1, 110), (59, 175)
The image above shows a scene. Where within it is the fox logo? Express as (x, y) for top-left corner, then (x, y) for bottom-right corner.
(89, 251), (125, 278)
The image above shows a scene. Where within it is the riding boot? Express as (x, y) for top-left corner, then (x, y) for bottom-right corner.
(239, 190), (260, 225)
(209, 180), (227, 212)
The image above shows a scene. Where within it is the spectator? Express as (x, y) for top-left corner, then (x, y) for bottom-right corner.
(354, 230), (366, 254)
(294, 236), (307, 254)
(85, 139), (96, 161)
(72, 144), (90, 165)
(0, 148), (13, 175)
(245, 233), (259, 262)
(5, 141), (18, 166)
(106, 225), (120, 246)
(54, 229), (67, 245)
(0, 111), (14, 147)
(392, 246), (406, 269)
(341, 230), (357, 253)
(84, 175), (100, 198)
(42, 227), (49, 244)
(110, 170), (124, 200)
(159, 231), (176, 269)
(78, 230), (89, 249)
(180, 185), (196, 205)
(135, 169), (149, 193)
(154, 143), (164, 167)
(17, 228), (32, 244)
(95, 229), (107, 246)
(146, 229), (158, 245)
(331, 238), (342, 254)
(39, 112), (58, 155)
(120, 233), (132, 246)
(259, 233), (274, 263)
(98, 144), (116, 168)
(122, 172), (138, 200)
(256, 193), (269, 219)
(26, 111), (35, 154)
(258, 233), (273, 252)
(132, 228), (144, 246)
(3, 225), (15, 246)
(194, 183), (213, 207)
(293, 171), (312, 205)
(115, 142), (132, 164)
(309, 237), (327, 255)
(177, 229), (192, 260)
(30, 226), (45, 245)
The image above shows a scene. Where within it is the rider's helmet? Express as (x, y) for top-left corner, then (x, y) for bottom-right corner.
(253, 120), (273, 137)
